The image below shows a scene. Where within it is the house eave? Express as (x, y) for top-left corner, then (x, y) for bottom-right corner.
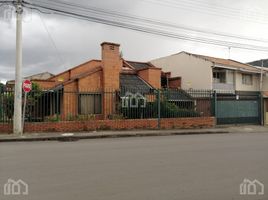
(212, 64), (261, 74)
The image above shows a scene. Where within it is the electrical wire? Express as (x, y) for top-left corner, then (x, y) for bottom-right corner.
(42, 0), (268, 43)
(141, 0), (268, 25)
(0, 0), (13, 8)
(35, 10), (66, 70)
(22, 0), (268, 52)
(27, 0), (268, 44)
(148, 0), (268, 19)
(143, 0), (268, 23)
(23, 2), (268, 51)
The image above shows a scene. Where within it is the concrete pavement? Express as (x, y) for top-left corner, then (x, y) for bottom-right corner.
(0, 125), (268, 142)
(0, 132), (268, 200)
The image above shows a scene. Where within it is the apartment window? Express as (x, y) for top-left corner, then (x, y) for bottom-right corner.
(242, 74), (253, 85)
(213, 70), (226, 83)
(79, 93), (102, 114)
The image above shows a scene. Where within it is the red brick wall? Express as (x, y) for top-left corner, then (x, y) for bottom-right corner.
(62, 81), (79, 118)
(0, 117), (215, 133)
(70, 60), (101, 78)
(168, 77), (181, 89)
(101, 42), (122, 118)
(138, 68), (162, 89)
(101, 42), (122, 90)
(32, 80), (56, 90)
(49, 71), (70, 85)
(0, 124), (12, 133)
(78, 70), (103, 91)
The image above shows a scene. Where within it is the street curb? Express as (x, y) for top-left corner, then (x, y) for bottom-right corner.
(0, 131), (229, 143)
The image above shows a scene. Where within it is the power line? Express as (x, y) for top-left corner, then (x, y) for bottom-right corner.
(0, 0), (13, 7)
(141, 0), (268, 25)
(39, 0), (268, 43)
(36, 11), (66, 70)
(22, 0), (268, 52)
(149, 0), (268, 19)
(23, 1), (268, 51)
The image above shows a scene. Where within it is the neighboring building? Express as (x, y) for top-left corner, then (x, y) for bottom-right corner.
(31, 42), (182, 119)
(248, 58), (268, 125)
(248, 59), (268, 68)
(6, 72), (54, 89)
(151, 51), (262, 91)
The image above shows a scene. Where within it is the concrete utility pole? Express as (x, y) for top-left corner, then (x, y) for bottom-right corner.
(13, 0), (23, 135)
(260, 59), (264, 91)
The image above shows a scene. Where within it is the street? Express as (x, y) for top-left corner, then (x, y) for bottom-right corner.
(0, 133), (268, 200)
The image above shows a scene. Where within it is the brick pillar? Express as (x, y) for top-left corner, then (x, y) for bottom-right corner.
(101, 42), (122, 119)
(138, 68), (162, 89)
(62, 81), (78, 120)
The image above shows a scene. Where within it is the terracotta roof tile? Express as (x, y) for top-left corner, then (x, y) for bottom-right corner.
(183, 52), (261, 73)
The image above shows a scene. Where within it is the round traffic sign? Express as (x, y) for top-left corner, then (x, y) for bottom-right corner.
(22, 80), (32, 93)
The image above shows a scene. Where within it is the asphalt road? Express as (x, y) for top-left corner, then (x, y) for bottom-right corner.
(0, 133), (268, 200)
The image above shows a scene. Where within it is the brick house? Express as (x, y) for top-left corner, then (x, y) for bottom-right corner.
(32, 42), (182, 119)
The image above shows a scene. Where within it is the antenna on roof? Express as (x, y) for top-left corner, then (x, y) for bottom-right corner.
(228, 47), (231, 59)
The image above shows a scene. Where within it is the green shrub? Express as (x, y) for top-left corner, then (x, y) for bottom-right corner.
(121, 100), (200, 119)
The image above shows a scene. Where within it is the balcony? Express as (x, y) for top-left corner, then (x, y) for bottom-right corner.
(213, 83), (235, 91)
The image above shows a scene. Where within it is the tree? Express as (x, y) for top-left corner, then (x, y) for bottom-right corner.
(0, 83), (5, 93)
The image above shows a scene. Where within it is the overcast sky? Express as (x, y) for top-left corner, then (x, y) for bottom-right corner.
(0, 0), (268, 82)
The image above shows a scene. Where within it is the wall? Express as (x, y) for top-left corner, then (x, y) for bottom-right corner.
(151, 52), (213, 90)
(101, 42), (122, 118)
(49, 70), (70, 85)
(168, 77), (181, 89)
(235, 72), (260, 91)
(78, 70), (103, 91)
(70, 60), (101, 78)
(62, 81), (78, 118)
(261, 76), (268, 91)
(0, 117), (215, 133)
(48, 60), (102, 87)
(138, 68), (162, 89)
(32, 80), (56, 90)
(101, 42), (121, 90)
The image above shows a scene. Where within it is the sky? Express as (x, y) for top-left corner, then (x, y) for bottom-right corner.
(0, 0), (268, 83)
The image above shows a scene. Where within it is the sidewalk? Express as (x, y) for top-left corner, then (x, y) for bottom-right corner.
(0, 125), (267, 142)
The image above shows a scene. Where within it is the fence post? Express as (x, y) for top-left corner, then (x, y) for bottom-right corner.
(157, 89), (161, 129)
(260, 92), (264, 126)
(213, 90), (217, 118)
(56, 90), (59, 117)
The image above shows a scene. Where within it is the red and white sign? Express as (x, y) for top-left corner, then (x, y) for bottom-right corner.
(22, 80), (32, 93)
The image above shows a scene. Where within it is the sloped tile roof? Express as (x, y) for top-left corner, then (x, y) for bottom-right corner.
(162, 89), (193, 101)
(120, 74), (153, 95)
(126, 61), (153, 70)
(183, 52), (261, 73)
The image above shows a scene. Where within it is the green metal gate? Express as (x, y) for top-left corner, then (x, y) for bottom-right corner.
(216, 92), (261, 125)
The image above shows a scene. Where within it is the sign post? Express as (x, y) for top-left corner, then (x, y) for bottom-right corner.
(22, 80), (32, 135)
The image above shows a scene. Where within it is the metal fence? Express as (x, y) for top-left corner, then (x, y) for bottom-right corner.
(0, 89), (214, 123)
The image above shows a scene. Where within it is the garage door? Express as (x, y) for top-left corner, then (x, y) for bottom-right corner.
(216, 92), (261, 125)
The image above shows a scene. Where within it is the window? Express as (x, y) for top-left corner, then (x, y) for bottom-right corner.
(242, 74), (253, 85)
(79, 94), (102, 114)
(213, 70), (226, 83)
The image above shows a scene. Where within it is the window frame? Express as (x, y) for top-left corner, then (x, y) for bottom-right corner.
(242, 74), (253, 85)
(213, 69), (227, 84)
(78, 93), (102, 115)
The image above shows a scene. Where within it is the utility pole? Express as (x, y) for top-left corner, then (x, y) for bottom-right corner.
(260, 59), (264, 91)
(13, 0), (23, 135)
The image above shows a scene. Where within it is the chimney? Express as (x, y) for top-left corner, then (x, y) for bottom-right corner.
(138, 67), (162, 89)
(101, 42), (122, 90)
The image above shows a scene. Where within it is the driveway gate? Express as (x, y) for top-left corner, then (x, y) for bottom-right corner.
(216, 92), (261, 125)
